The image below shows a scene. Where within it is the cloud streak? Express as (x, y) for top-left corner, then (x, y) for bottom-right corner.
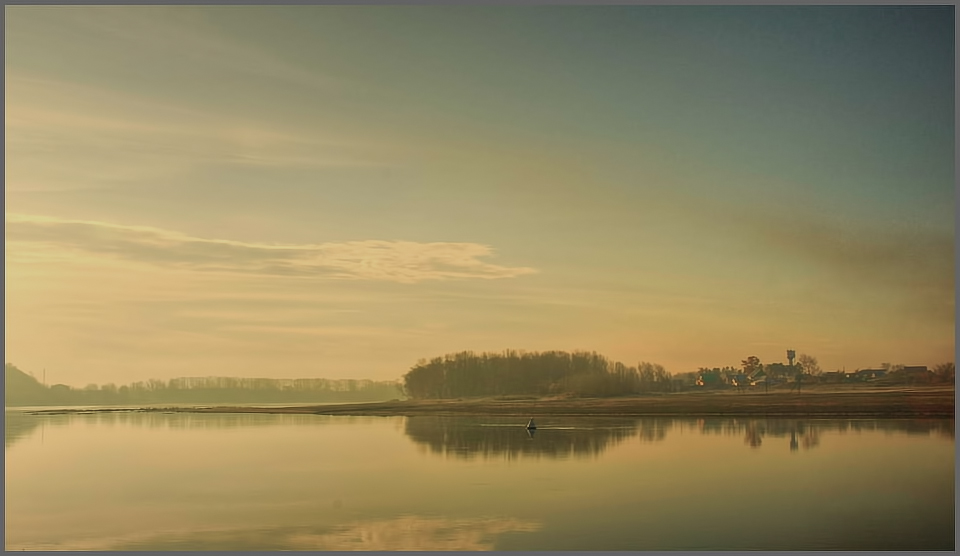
(5, 75), (384, 192)
(5, 214), (537, 283)
(11, 8), (344, 93)
(732, 209), (955, 323)
(749, 213), (953, 288)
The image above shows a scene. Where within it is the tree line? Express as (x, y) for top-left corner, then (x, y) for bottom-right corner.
(4, 364), (404, 406)
(401, 350), (674, 399)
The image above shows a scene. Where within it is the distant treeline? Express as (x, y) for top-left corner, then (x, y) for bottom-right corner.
(4, 364), (404, 407)
(402, 350), (674, 399)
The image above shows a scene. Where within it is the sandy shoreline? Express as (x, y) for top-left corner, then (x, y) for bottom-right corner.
(22, 385), (955, 418)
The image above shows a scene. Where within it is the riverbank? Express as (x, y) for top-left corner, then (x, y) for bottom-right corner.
(24, 384), (955, 418)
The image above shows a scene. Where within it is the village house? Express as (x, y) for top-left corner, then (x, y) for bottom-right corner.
(901, 365), (930, 375)
(696, 369), (724, 388)
(764, 362), (801, 382)
(898, 366), (933, 384)
(855, 369), (887, 381)
(821, 371), (848, 383)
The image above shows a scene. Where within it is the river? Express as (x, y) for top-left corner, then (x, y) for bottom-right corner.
(5, 410), (954, 550)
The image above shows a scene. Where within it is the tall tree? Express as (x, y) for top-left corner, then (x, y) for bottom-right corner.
(933, 362), (955, 383)
(797, 354), (821, 376)
(741, 356), (762, 375)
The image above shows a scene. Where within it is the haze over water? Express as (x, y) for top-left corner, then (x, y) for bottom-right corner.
(5, 412), (954, 551)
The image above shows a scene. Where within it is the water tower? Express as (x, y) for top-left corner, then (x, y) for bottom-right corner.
(787, 350), (796, 367)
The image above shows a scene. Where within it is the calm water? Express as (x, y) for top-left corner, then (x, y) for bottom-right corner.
(5, 410), (955, 550)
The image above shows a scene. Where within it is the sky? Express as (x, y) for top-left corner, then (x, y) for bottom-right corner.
(4, 6), (955, 386)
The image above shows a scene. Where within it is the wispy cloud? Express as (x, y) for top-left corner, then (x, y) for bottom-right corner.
(5, 75), (382, 192)
(5, 214), (537, 283)
(748, 212), (953, 288)
(732, 209), (955, 323)
(11, 8), (345, 93)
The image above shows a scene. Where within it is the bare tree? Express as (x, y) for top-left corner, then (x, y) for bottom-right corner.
(933, 362), (955, 383)
(797, 354), (822, 376)
(741, 356), (761, 374)
(879, 362), (904, 373)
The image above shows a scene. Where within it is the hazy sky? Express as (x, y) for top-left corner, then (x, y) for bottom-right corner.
(5, 6), (955, 385)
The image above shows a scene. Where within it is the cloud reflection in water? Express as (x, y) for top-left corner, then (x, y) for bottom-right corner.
(99, 515), (541, 551)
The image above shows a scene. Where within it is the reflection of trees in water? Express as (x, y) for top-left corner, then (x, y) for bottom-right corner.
(88, 412), (344, 429)
(34, 411), (370, 428)
(404, 416), (672, 460)
(744, 424), (763, 448)
(5, 411), (375, 448)
(5, 412), (77, 448)
(9, 411), (952, 456)
(690, 418), (952, 452)
(834, 419), (955, 439)
(6, 412), (42, 448)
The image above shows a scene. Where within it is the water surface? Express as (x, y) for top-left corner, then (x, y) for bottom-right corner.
(5, 411), (954, 550)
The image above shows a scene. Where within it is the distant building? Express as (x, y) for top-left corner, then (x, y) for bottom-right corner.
(696, 369), (724, 388)
(901, 365), (930, 374)
(898, 366), (933, 384)
(855, 369), (887, 381)
(764, 363), (801, 381)
(821, 371), (847, 383)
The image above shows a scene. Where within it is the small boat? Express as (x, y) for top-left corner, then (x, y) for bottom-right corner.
(526, 418), (537, 430)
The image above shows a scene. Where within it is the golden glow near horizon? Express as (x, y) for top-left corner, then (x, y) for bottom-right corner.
(5, 7), (954, 385)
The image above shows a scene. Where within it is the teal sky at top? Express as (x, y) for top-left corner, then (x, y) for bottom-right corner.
(4, 6), (955, 381)
(10, 7), (952, 277)
(7, 6), (953, 226)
